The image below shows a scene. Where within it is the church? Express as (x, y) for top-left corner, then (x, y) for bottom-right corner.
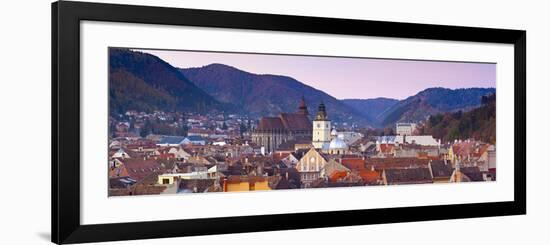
(252, 98), (349, 155)
(251, 97), (312, 153)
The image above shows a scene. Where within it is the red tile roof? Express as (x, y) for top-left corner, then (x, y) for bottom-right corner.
(357, 169), (381, 184)
(122, 158), (163, 181)
(341, 158), (366, 171)
(365, 157), (429, 170)
(452, 142), (475, 157)
(379, 144), (395, 154)
(329, 170), (349, 183)
(473, 144), (491, 158)
(272, 152), (290, 162)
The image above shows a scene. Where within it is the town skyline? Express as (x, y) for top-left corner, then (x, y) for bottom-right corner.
(134, 48), (496, 100)
(108, 47), (497, 197)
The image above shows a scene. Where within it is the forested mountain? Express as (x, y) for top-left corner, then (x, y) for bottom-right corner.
(342, 98), (399, 126)
(416, 93), (496, 143)
(376, 87), (496, 127)
(180, 64), (369, 125)
(109, 48), (229, 115)
(109, 49), (495, 130)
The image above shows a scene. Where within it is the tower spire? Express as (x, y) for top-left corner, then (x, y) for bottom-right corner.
(315, 101), (327, 120)
(298, 95), (309, 116)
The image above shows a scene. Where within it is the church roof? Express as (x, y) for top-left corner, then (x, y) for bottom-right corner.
(257, 117), (285, 130)
(280, 113), (311, 131)
(257, 113), (311, 131)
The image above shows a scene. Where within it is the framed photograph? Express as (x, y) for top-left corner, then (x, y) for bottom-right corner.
(52, 1), (526, 244)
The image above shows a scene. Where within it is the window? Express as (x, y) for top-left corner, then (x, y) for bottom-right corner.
(162, 178), (170, 184)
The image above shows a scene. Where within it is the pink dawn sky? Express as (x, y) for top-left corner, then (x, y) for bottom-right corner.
(135, 48), (496, 100)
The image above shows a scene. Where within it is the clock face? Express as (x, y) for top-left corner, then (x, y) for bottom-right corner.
(310, 157), (315, 163)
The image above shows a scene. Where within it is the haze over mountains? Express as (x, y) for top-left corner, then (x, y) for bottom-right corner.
(180, 63), (368, 125)
(341, 98), (399, 125)
(109, 48), (495, 128)
(343, 87), (495, 127)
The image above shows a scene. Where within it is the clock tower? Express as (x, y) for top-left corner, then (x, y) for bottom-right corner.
(312, 102), (331, 149)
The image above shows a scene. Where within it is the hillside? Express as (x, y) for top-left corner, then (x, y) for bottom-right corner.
(417, 93), (496, 144)
(109, 49), (495, 130)
(342, 98), (399, 127)
(109, 48), (229, 115)
(179, 64), (369, 125)
(377, 87), (496, 127)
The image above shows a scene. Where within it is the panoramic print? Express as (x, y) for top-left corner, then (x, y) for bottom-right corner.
(108, 48), (497, 196)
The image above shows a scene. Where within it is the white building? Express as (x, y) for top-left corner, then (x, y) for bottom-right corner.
(327, 136), (348, 155)
(157, 165), (219, 185)
(396, 122), (417, 136)
(312, 102), (331, 149)
(331, 128), (363, 145)
(375, 135), (440, 147)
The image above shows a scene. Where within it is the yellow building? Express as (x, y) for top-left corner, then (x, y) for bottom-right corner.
(223, 176), (271, 192)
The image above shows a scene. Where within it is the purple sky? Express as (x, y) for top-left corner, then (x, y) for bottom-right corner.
(135, 48), (496, 100)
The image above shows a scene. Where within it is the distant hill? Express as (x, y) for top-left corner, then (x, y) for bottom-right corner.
(417, 93), (496, 144)
(342, 98), (399, 126)
(179, 63), (370, 125)
(109, 49), (495, 130)
(109, 48), (229, 115)
(376, 87), (496, 127)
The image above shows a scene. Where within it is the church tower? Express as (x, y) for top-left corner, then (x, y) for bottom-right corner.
(312, 102), (331, 149)
(298, 96), (309, 116)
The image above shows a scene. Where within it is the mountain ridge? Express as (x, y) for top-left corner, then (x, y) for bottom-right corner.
(342, 98), (399, 126)
(109, 48), (231, 115)
(108, 49), (495, 130)
(377, 87), (496, 127)
(179, 63), (370, 126)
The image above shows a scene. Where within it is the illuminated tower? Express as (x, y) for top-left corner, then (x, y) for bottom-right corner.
(312, 102), (331, 149)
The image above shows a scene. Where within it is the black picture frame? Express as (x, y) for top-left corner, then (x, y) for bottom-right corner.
(52, 1), (526, 244)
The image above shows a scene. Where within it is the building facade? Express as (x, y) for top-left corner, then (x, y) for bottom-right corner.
(296, 148), (329, 187)
(251, 97), (312, 153)
(396, 122), (417, 136)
